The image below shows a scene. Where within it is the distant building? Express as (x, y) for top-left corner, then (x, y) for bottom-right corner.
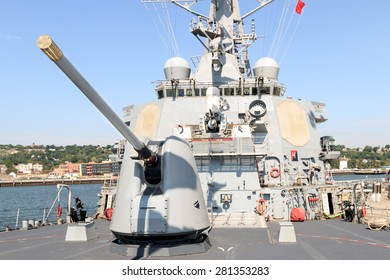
(80, 161), (121, 176)
(58, 162), (80, 173)
(32, 163), (43, 173)
(51, 161), (120, 177)
(16, 163), (43, 174)
(339, 157), (349, 170)
(47, 171), (63, 179)
(16, 164), (30, 174)
(52, 162), (81, 178)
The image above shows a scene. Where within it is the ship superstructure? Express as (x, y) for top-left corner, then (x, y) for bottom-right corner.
(116, 0), (342, 219)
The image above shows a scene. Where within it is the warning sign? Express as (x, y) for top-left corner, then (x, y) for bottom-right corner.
(290, 150), (298, 161)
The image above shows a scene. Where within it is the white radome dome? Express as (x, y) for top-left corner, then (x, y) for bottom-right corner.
(164, 57), (191, 80)
(253, 57), (279, 80)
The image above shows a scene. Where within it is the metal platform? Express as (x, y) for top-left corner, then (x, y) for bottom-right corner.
(0, 218), (389, 260)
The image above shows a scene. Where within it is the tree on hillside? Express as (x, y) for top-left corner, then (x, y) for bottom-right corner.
(363, 146), (372, 153)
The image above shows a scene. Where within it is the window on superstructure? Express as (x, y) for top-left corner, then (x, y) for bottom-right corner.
(195, 158), (209, 172)
(241, 156), (256, 167)
(252, 87), (258, 95)
(186, 89), (193, 97)
(274, 87), (281, 96)
(194, 88), (200, 96)
(201, 88), (207, 96)
(260, 87), (270, 95)
(166, 89), (176, 97)
(225, 88), (235, 96)
(157, 90), (164, 99)
(220, 157), (238, 171)
(178, 89), (184, 97)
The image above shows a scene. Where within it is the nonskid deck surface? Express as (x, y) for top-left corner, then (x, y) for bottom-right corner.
(0, 215), (389, 260)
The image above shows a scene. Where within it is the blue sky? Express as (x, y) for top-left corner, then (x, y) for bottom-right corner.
(0, 0), (389, 148)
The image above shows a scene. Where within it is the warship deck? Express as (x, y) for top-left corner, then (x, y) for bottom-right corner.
(0, 214), (389, 260)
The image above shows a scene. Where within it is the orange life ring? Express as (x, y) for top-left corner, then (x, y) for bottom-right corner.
(270, 168), (280, 178)
(56, 204), (62, 218)
(105, 208), (113, 220)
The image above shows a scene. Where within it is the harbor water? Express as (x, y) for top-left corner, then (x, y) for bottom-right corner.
(332, 173), (387, 182)
(0, 174), (387, 231)
(0, 183), (102, 231)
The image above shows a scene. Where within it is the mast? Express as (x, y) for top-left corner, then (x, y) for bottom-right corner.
(143, 0), (274, 78)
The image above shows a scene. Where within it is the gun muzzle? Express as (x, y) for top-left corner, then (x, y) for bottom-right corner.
(37, 35), (155, 163)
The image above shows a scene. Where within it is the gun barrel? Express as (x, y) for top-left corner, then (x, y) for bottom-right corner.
(37, 35), (153, 161)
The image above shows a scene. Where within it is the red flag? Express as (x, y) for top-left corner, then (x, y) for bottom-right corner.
(295, 0), (305, 14)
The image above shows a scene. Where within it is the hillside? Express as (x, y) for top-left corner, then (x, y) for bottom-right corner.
(331, 145), (390, 169)
(0, 144), (113, 174)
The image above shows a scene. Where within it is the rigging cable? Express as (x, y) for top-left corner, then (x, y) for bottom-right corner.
(143, 3), (170, 54)
(143, 2), (180, 57)
(266, 0), (304, 64)
(162, 2), (180, 56)
(268, 1), (288, 58)
(273, 0), (295, 59)
(154, 3), (175, 56)
(279, 8), (304, 65)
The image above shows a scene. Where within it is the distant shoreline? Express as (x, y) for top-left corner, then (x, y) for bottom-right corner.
(332, 169), (388, 175)
(0, 177), (106, 187)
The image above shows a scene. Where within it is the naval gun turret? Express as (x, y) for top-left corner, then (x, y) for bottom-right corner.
(37, 35), (211, 257)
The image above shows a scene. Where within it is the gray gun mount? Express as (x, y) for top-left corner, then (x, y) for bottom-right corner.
(37, 35), (211, 257)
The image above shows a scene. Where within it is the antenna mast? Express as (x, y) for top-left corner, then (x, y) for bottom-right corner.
(142, 0), (275, 77)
